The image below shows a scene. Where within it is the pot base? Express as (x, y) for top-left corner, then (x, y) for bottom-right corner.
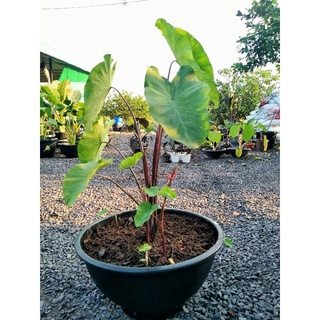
(123, 306), (182, 320)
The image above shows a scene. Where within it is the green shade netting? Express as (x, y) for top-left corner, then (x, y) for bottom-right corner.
(59, 67), (89, 82)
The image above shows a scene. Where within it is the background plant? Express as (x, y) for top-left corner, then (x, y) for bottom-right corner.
(232, 0), (280, 73)
(210, 67), (279, 125)
(99, 91), (150, 128)
(40, 93), (58, 139)
(40, 80), (83, 134)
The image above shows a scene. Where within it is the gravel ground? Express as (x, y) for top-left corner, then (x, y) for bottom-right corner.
(40, 132), (280, 320)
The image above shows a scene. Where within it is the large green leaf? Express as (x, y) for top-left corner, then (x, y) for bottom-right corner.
(229, 124), (240, 138)
(157, 186), (176, 199)
(142, 186), (159, 197)
(155, 18), (219, 107)
(83, 54), (117, 131)
(78, 117), (113, 163)
(208, 131), (222, 144)
(242, 123), (255, 142)
(134, 202), (159, 227)
(145, 65), (210, 148)
(63, 159), (113, 206)
(119, 152), (143, 170)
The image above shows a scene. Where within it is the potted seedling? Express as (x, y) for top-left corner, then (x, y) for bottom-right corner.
(59, 99), (85, 158)
(202, 130), (226, 159)
(228, 119), (266, 158)
(62, 18), (231, 320)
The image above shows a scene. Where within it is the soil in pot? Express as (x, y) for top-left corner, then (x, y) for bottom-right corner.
(243, 142), (255, 150)
(82, 212), (216, 267)
(202, 148), (226, 159)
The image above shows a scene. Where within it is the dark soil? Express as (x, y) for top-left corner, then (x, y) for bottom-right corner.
(82, 212), (217, 267)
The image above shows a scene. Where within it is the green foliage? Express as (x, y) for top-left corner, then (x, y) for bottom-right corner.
(233, 0), (280, 72)
(119, 152), (143, 170)
(228, 118), (266, 157)
(206, 130), (223, 150)
(145, 65), (211, 148)
(40, 80), (84, 141)
(134, 202), (159, 227)
(62, 18), (223, 258)
(211, 67), (279, 124)
(99, 91), (150, 127)
(224, 237), (233, 248)
(139, 243), (152, 252)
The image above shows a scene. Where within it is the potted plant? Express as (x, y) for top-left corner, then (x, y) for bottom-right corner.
(228, 119), (265, 158)
(62, 18), (231, 320)
(129, 118), (152, 154)
(202, 130), (226, 159)
(40, 80), (82, 142)
(40, 91), (58, 158)
(59, 98), (85, 158)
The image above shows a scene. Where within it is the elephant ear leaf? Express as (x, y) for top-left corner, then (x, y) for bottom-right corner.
(63, 159), (113, 207)
(84, 54), (117, 131)
(78, 117), (113, 163)
(155, 18), (219, 107)
(145, 65), (210, 148)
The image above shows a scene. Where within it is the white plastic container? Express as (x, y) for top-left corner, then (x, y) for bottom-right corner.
(179, 153), (191, 163)
(170, 153), (180, 163)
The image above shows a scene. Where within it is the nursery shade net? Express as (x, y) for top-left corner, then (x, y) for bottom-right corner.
(59, 67), (89, 82)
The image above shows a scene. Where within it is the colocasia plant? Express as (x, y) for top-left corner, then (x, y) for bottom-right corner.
(62, 18), (231, 264)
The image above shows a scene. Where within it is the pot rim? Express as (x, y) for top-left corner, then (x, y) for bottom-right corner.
(75, 208), (224, 273)
(202, 148), (226, 152)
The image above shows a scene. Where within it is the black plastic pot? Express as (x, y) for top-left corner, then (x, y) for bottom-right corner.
(228, 147), (251, 159)
(75, 209), (224, 320)
(40, 136), (58, 158)
(162, 153), (171, 163)
(202, 148), (226, 159)
(256, 131), (277, 150)
(59, 143), (78, 158)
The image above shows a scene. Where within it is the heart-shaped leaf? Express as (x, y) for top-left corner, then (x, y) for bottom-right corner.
(145, 65), (210, 148)
(78, 117), (113, 163)
(134, 202), (159, 227)
(119, 152), (143, 170)
(155, 18), (219, 107)
(63, 159), (113, 206)
(142, 186), (160, 197)
(157, 186), (176, 199)
(83, 54), (116, 131)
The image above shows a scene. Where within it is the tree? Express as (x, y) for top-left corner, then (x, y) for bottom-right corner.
(233, 0), (280, 72)
(210, 67), (280, 124)
(99, 91), (150, 127)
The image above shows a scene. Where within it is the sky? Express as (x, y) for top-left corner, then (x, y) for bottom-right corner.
(40, 0), (254, 96)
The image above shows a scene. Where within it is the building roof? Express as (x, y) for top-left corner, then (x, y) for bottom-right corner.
(40, 43), (90, 83)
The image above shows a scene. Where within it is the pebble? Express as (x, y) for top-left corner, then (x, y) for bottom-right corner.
(40, 132), (280, 319)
